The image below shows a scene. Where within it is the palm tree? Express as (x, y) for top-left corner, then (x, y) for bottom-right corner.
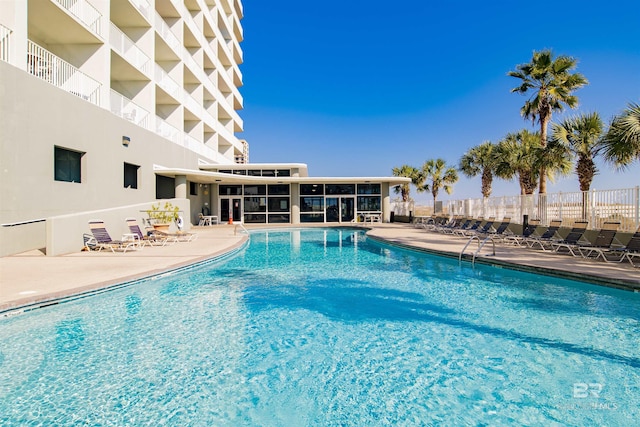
(392, 165), (419, 202)
(494, 131), (540, 195)
(459, 141), (497, 199)
(601, 102), (640, 167)
(415, 158), (458, 213)
(551, 112), (604, 192)
(509, 49), (588, 193)
(551, 112), (604, 219)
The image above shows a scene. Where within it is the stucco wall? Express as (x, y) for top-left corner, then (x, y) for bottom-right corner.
(0, 62), (204, 255)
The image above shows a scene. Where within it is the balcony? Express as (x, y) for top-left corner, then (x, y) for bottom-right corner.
(29, 0), (103, 44)
(110, 90), (151, 129)
(27, 41), (101, 106)
(110, 23), (151, 76)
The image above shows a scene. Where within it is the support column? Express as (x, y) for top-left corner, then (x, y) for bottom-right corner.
(175, 175), (187, 198)
(382, 182), (391, 223)
(291, 183), (300, 224)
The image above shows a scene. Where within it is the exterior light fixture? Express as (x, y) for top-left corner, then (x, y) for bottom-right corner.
(122, 136), (130, 146)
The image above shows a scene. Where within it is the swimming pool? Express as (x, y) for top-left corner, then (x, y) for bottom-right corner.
(1, 228), (639, 425)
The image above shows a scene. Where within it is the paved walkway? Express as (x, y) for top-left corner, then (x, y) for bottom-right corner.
(1, 223), (638, 314)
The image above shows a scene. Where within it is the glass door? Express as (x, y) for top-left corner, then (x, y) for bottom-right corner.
(220, 198), (242, 223)
(341, 197), (355, 222)
(325, 197), (354, 223)
(326, 197), (339, 222)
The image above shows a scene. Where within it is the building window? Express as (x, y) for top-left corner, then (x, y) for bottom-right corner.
(268, 197), (290, 212)
(124, 163), (139, 189)
(219, 185), (242, 195)
(54, 146), (84, 183)
(244, 185), (266, 195)
(357, 183), (381, 194)
(244, 197), (266, 212)
(268, 184), (289, 195)
(190, 182), (198, 196)
(326, 184), (355, 195)
(301, 184), (324, 195)
(357, 196), (381, 211)
(276, 169), (291, 177)
(248, 170), (262, 176)
(301, 197), (324, 212)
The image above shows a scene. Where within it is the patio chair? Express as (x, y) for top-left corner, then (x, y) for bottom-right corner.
(575, 221), (621, 261)
(152, 229), (198, 243)
(453, 217), (484, 236)
(549, 221), (590, 255)
(463, 217), (496, 237)
(592, 225), (640, 266)
(125, 218), (171, 247)
(442, 217), (471, 234)
(482, 217), (512, 242)
(85, 220), (138, 253)
(524, 220), (563, 249)
(503, 219), (540, 246)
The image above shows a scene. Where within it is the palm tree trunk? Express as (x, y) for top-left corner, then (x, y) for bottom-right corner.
(539, 114), (549, 194)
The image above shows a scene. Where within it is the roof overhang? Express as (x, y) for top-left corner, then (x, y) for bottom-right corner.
(153, 165), (411, 185)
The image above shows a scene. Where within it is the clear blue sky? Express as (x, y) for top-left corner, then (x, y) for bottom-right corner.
(239, 0), (640, 203)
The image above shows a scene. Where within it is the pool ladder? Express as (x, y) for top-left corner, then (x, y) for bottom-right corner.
(459, 235), (496, 266)
(234, 223), (249, 235)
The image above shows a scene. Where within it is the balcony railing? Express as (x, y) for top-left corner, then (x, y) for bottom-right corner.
(154, 64), (180, 100)
(109, 23), (151, 75)
(446, 187), (640, 232)
(0, 24), (11, 62)
(129, 0), (152, 23)
(53, 0), (103, 37)
(158, 117), (230, 163)
(27, 41), (101, 105)
(110, 90), (150, 129)
(154, 12), (181, 55)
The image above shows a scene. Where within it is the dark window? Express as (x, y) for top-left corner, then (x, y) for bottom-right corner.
(268, 214), (290, 223)
(326, 184), (355, 195)
(248, 170), (262, 176)
(244, 214), (266, 223)
(276, 169), (291, 177)
(244, 197), (266, 212)
(261, 169), (275, 177)
(357, 196), (381, 211)
(300, 184), (324, 195)
(156, 175), (175, 199)
(219, 185), (242, 195)
(219, 170), (232, 174)
(268, 197), (290, 212)
(232, 170), (247, 175)
(301, 197), (324, 212)
(357, 183), (381, 194)
(244, 185), (266, 195)
(300, 213), (324, 223)
(54, 146), (83, 183)
(124, 163), (139, 189)
(268, 184), (289, 195)
(189, 182), (198, 195)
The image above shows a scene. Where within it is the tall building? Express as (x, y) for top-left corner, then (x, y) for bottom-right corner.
(0, 0), (408, 256)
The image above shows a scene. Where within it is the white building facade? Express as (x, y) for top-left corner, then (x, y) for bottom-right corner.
(0, 0), (408, 256)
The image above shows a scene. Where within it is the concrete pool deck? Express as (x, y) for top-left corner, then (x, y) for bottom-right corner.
(1, 223), (639, 314)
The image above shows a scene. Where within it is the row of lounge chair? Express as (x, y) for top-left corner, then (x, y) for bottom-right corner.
(418, 215), (640, 266)
(83, 218), (197, 253)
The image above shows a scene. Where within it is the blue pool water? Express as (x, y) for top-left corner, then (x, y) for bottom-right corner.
(1, 228), (639, 426)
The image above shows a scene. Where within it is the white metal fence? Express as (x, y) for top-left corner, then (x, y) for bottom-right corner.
(445, 187), (640, 232)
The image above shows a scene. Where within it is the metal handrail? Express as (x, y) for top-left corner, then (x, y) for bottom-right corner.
(234, 223), (249, 235)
